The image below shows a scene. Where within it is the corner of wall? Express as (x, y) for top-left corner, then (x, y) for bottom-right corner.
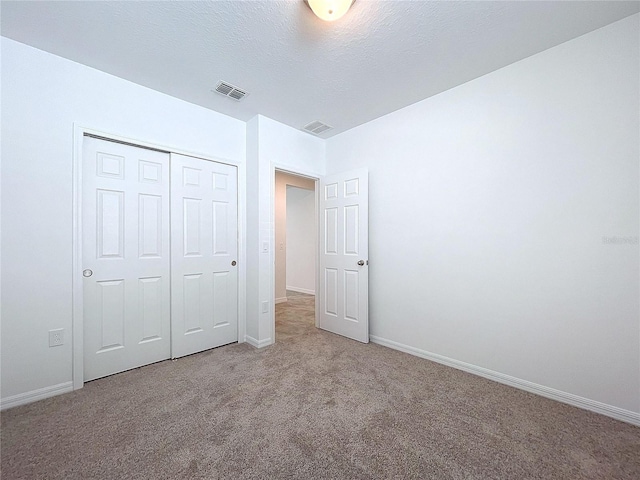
(244, 116), (260, 340)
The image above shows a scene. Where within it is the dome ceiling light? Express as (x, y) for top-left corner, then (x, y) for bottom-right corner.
(304, 0), (356, 22)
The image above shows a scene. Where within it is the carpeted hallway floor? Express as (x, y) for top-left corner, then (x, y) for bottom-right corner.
(2, 294), (639, 479)
(275, 290), (316, 341)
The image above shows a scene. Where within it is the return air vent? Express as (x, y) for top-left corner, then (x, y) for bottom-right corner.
(213, 81), (248, 101)
(303, 120), (333, 136)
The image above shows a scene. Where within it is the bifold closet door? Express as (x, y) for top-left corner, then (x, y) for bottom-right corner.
(170, 153), (239, 358)
(83, 136), (171, 382)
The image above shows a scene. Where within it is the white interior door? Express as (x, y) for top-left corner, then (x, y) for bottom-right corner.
(171, 153), (238, 358)
(319, 168), (369, 343)
(83, 136), (171, 381)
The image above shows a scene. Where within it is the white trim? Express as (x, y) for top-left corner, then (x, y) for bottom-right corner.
(286, 286), (316, 295)
(275, 297), (288, 304)
(272, 163), (324, 181)
(314, 184), (320, 329)
(72, 125), (84, 390)
(72, 124), (247, 388)
(236, 160), (247, 344)
(370, 335), (640, 427)
(245, 335), (273, 348)
(1, 382), (74, 411)
(75, 126), (241, 167)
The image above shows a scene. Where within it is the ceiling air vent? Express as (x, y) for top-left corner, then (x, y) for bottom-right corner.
(303, 120), (333, 136)
(213, 81), (248, 101)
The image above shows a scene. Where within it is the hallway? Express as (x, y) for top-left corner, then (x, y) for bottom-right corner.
(275, 291), (315, 341)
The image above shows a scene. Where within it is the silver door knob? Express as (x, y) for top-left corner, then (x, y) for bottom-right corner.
(357, 260), (365, 266)
(83, 269), (93, 277)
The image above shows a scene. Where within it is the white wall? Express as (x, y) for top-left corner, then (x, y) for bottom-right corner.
(245, 117), (261, 342)
(1, 38), (246, 403)
(244, 115), (325, 347)
(286, 186), (316, 294)
(326, 15), (640, 417)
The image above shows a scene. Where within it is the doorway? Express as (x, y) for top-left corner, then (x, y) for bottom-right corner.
(274, 171), (317, 341)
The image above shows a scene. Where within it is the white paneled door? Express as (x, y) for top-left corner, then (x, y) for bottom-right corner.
(319, 169), (369, 343)
(170, 153), (238, 358)
(83, 137), (171, 381)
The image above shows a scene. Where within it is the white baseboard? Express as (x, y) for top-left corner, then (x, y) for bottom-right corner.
(245, 335), (273, 349)
(369, 335), (640, 426)
(275, 297), (288, 304)
(1, 381), (74, 411)
(286, 286), (315, 295)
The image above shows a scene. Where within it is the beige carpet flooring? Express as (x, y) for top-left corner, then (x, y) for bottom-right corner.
(275, 290), (316, 341)
(2, 293), (639, 479)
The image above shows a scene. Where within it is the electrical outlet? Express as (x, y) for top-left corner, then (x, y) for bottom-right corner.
(49, 329), (64, 347)
(262, 301), (269, 313)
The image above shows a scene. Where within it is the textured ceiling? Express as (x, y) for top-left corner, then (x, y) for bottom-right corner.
(2, 1), (639, 137)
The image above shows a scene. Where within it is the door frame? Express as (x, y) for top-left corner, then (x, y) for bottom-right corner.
(72, 124), (247, 390)
(270, 164), (321, 343)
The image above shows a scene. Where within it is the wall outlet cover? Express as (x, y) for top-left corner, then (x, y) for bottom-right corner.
(49, 329), (64, 347)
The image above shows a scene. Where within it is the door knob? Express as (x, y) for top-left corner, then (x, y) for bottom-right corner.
(83, 269), (93, 277)
(231, 261), (237, 266)
(357, 260), (365, 266)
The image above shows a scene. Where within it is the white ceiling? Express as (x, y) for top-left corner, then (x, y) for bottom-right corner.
(2, 1), (638, 137)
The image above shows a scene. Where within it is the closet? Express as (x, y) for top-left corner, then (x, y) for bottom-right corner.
(82, 136), (238, 381)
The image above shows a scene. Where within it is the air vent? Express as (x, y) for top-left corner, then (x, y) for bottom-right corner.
(303, 120), (333, 136)
(213, 81), (248, 101)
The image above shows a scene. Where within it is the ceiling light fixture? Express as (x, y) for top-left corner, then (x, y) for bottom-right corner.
(304, 0), (355, 22)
